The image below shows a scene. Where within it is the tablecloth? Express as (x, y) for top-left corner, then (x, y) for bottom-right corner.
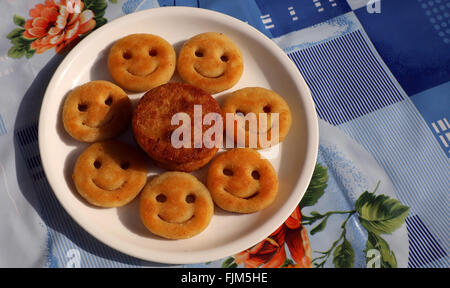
(0, 0), (448, 268)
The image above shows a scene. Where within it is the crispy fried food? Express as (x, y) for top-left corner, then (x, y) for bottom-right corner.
(132, 83), (222, 172)
(140, 172), (214, 239)
(206, 148), (278, 213)
(108, 34), (176, 92)
(73, 141), (148, 207)
(63, 80), (132, 142)
(177, 32), (243, 94)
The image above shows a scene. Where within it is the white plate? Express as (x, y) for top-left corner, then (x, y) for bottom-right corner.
(38, 7), (318, 264)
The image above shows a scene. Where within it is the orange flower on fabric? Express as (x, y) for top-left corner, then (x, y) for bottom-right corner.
(234, 206), (312, 268)
(23, 0), (96, 54)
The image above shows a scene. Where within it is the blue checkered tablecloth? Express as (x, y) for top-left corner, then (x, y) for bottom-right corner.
(0, 0), (448, 268)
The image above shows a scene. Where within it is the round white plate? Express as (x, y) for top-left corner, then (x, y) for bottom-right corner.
(38, 7), (318, 264)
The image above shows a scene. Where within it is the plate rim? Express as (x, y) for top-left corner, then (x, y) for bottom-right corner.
(38, 6), (319, 264)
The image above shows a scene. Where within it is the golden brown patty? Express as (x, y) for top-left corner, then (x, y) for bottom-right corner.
(132, 83), (222, 172)
(140, 172), (214, 239)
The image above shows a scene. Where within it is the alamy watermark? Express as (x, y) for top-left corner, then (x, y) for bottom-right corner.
(366, 249), (381, 268)
(170, 105), (281, 158)
(65, 249), (81, 268)
(367, 0), (381, 14)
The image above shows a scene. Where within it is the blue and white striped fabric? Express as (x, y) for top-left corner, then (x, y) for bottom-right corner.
(0, 0), (448, 268)
(287, 30), (405, 125)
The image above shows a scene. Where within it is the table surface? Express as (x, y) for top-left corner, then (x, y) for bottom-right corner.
(0, 0), (448, 268)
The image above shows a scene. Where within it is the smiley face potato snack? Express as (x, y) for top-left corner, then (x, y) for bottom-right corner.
(108, 34), (176, 92)
(222, 87), (292, 149)
(140, 172), (214, 239)
(62, 81), (132, 142)
(206, 148), (278, 214)
(72, 141), (147, 208)
(64, 29), (283, 244)
(177, 32), (243, 94)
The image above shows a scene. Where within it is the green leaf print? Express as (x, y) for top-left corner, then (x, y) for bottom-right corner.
(365, 231), (397, 268)
(221, 257), (237, 268)
(280, 258), (295, 267)
(8, 47), (25, 59)
(85, 0), (108, 12)
(304, 175), (409, 268)
(95, 17), (108, 28)
(355, 190), (410, 235)
(332, 239), (354, 268)
(300, 163), (328, 208)
(83, 0), (109, 29)
(310, 215), (330, 235)
(25, 49), (36, 59)
(7, 28), (25, 40)
(6, 0), (118, 59)
(312, 212), (355, 268)
(7, 34), (34, 59)
(13, 15), (25, 27)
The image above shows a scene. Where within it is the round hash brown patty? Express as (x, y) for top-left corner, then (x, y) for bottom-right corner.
(132, 83), (222, 172)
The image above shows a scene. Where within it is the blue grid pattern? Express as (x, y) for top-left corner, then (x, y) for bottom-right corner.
(0, 0), (448, 268)
(418, 0), (450, 44)
(355, 0), (450, 96)
(255, 0), (351, 37)
(288, 30), (405, 125)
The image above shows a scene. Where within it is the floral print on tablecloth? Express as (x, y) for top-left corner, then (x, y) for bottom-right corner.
(6, 0), (117, 58)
